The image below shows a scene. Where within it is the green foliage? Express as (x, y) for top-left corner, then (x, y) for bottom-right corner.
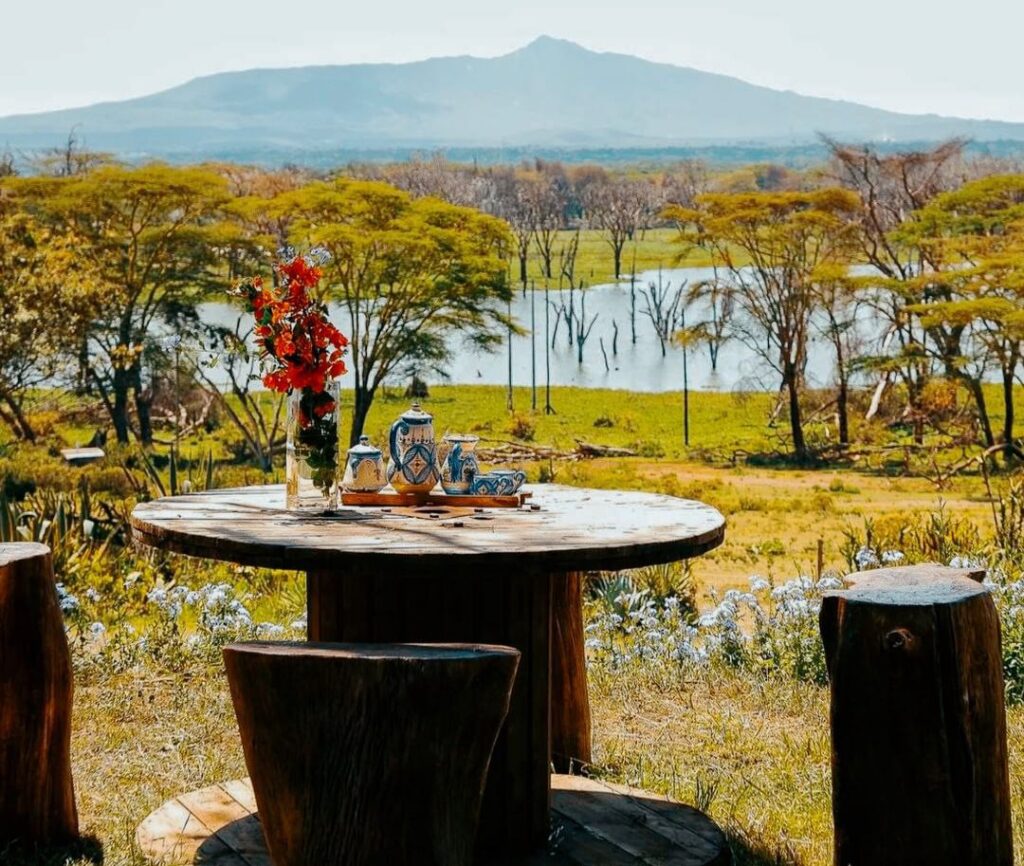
(839, 506), (983, 571)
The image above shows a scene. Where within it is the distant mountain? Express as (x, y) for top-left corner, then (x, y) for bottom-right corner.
(4, 36), (1024, 161)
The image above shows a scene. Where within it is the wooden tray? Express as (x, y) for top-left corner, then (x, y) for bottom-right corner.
(340, 490), (532, 509)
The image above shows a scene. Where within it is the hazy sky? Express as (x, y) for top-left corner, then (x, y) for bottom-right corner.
(3, 0), (1022, 121)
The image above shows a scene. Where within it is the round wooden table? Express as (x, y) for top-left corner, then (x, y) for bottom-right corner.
(131, 484), (725, 855)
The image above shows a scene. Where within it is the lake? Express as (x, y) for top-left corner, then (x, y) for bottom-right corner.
(198, 267), (845, 393)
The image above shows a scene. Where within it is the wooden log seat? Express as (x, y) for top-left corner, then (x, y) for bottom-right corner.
(0, 543), (78, 847)
(819, 564), (1012, 866)
(223, 640), (520, 866)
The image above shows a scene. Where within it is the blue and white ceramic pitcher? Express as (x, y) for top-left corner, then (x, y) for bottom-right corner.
(387, 403), (441, 495)
(440, 434), (480, 494)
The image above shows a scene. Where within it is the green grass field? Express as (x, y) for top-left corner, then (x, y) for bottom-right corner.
(519, 227), (719, 287)
(39, 382), (1011, 594)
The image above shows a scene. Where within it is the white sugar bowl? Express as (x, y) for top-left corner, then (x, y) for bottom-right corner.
(342, 436), (387, 493)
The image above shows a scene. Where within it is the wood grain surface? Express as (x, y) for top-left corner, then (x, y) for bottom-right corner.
(223, 641), (519, 866)
(0, 543), (79, 847)
(820, 563), (1012, 866)
(130, 484), (726, 575)
(136, 775), (731, 866)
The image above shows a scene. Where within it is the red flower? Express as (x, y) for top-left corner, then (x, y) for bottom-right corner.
(236, 253), (349, 407)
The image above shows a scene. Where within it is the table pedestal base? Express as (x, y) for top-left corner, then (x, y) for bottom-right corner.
(137, 776), (732, 866)
(307, 567), (552, 852)
(550, 570), (591, 773)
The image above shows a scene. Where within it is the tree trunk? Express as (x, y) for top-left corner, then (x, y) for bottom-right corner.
(519, 252), (528, 286)
(111, 365), (131, 444)
(0, 391), (35, 442)
(348, 385), (374, 448)
(612, 241), (623, 280)
(0, 543), (78, 848)
(837, 375), (850, 446)
(1002, 365), (1015, 447)
(965, 375), (996, 448)
(132, 363), (153, 446)
(551, 571), (591, 773)
(784, 367), (806, 458)
(820, 564), (1011, 866)
(224, 641), (519, 866)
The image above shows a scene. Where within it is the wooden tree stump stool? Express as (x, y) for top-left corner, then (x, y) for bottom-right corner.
(819, 564), (1011, 866)
(223, 641), (520, 866)
(0, 543), (78, 847)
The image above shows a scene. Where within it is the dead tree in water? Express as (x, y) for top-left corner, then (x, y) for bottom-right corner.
(575, 287), (598, 364)
(555, 231), (581, 349)
(686, 274), (734, 372)
(640, 269), (686, 357)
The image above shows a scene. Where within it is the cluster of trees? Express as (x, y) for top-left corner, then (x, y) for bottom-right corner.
(0, 160), (512, 450)
(667, 140), (1024, 460)
(354, 155), (707, 280)
(3, 138), (1024, 465)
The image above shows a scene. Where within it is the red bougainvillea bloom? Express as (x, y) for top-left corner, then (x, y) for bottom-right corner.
(231, 253), (349, 403)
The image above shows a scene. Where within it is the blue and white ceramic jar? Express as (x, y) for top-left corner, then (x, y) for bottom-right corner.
(342, 435), (386, 493)
(440, 434), (480, 495)
(387, 403), (441, 495)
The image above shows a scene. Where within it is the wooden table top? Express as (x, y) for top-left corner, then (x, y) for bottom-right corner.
(130, 484), (725, 574)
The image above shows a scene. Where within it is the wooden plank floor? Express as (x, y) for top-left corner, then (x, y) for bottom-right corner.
(137, 775), (730, 866)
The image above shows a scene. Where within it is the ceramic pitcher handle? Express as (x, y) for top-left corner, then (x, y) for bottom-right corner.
(389, 420), (406, 467)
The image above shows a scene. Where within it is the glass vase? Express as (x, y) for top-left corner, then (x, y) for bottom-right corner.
(286, 380), (341, 511)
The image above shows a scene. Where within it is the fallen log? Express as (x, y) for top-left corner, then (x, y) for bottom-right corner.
(573, 439), (638, 458)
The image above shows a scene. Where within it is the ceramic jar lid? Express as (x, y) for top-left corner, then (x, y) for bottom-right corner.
(400, 403), (433, 424)
(347, 435), (382, 458)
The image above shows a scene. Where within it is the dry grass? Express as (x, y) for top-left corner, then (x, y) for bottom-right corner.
(591, 666), (1024, 865)
(8, 661), (1023, 866)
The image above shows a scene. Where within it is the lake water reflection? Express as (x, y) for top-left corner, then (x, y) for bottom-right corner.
(198, 267), (842, 393)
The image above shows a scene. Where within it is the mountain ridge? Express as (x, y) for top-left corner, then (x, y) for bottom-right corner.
(3, 36), (1024, 159)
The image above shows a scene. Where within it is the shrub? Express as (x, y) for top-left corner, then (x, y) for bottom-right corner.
(840, 506), (982, 571)
(584, 572), (837, 687)
(507, 413), (536, 441)
(635, 440), (666, 458)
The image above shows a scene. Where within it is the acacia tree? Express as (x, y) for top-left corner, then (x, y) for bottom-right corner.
(275, 179), (513, 445)
(666, 189), (860, 459)
(523, 170), (568, 280)
(898, 174), (1024, 453)
(0, 182), (97, 439)
(20, 164), (231, 444)
(0, 197), (50, 439)
(582, 176), (657, 279)
(810, 266), (863, 446)
(827, 138), (964, 440)
(492, 169), (534, 286)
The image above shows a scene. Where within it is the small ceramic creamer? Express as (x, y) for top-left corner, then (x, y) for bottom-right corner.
(439, 434), (480, 495)
(387, 403), (441, 495)
(342, 436), (386, 493)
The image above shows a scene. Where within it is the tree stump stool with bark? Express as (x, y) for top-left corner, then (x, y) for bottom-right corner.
(0, 543), (78, 847)
(223, 640), (520, 866)
(819, 564), (1011, 866)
